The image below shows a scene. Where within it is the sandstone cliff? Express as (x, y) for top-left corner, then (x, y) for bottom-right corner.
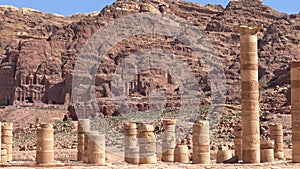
(0, 0), (299, 115)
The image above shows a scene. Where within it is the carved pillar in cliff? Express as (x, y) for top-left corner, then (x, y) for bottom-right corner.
(125, 82), (128, 96)
(29, 74), (34, 85)
(22, 74), (26, 85)
(291, 61), (300, 162)
(22, 90), (25, 101)
(19, 90), (22, 101)
(21, 92), (24, 101)
(37, 91), (41, 101)
(36, 76), (39, 85)
(32, 91), (35, 101)
(238, 25), (261, 163)
(130, 82), (134, 92)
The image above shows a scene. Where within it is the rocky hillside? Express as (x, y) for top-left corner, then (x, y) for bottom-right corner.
(0, 0), (299, 115)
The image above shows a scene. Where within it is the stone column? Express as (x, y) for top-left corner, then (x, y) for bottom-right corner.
(174, 144), (189, 163)
(77, 119), (90, 161)
(88, 134), (105, 165)
(36, 123), (54, 164)
(269, 124), (284, 160)
(84, 131), (98, 163)
(233, 124), (242, 160)
(124, 122), (139, 164)
(162, 119), (176, 162)
(1, 122), (13, 162)
(260, 140), (274, 163)
(125, 82), (128, 96)
(1, 144), (6, 163)
(291, 61), (300, 162)
(0, 122), (1, 162)
(238, 25), (261, 163)
(192, 120), (210, 164)
(130, 82), (134, 92)
(138, 124), (157, 164)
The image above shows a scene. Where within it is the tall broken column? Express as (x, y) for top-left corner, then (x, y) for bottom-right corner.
(36, 123), (54, 164)
(0, 122), (2, 162)
(2, 122), (13, 162)
(77, 119), (90, 161)
(238, 25), (261, 163)
(162, 119), (176, 162)
(192, 120), (210, 164)
(291, 61), (300, 162)
(124, 122), (139, 164)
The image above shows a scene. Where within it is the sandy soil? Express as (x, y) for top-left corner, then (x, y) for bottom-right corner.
(0, 148), (298, 169)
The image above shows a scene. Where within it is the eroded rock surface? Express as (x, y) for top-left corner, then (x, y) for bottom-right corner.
(0, 0), (299, 116)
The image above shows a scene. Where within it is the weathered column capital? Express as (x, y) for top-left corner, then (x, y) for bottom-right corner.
(237, 25), (262, 35)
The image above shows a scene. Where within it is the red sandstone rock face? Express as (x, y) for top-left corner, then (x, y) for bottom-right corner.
(0, 0), (299, 115)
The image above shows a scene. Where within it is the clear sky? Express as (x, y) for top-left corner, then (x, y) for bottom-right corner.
(0, 0), (298, 16)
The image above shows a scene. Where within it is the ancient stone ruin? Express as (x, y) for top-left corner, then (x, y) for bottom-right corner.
(260, 140), (274, 163)
(192, 120), (210, 164)
(15, 74), (45, 104)
(84, 131), (98, 163)
(88, 133), (105, 164)
(0, 70), (46, 105)
(174, 144), (189, 163)
(238, 25), (261, 163)
(1, 122), (13, 163)
(0, 116), (297, 166)
(233, 124), (242, 160)
(77, 119), (90, 161)
(269, 124), (284, 160)
(291, 61), (300, 163)
(36, 123), (54, 164)
(161, 119), (176, 162)
(124, 122), (139, 164)
(0, 11), (299, 166)
(138, 124), (157, 164)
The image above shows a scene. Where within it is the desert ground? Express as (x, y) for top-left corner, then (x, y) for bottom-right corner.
(0, 105), (296, 168)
